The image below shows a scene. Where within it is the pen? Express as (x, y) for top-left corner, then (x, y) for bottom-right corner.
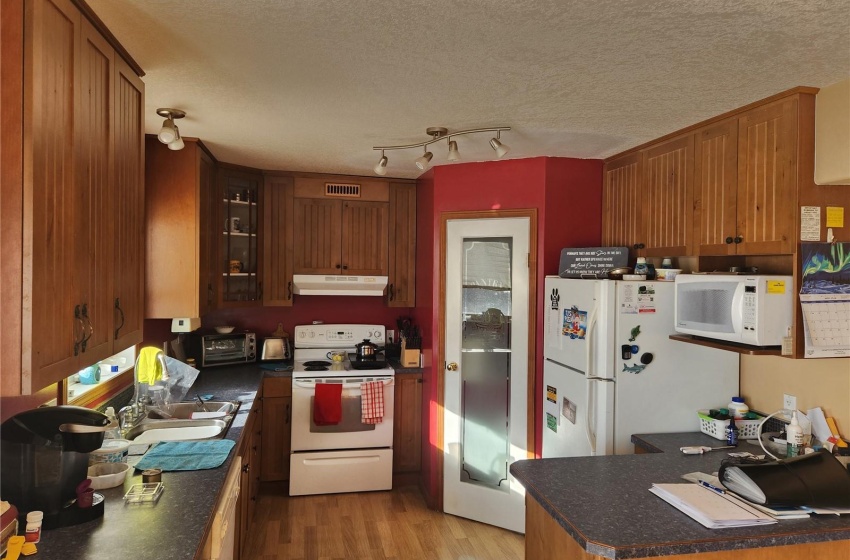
(698, 480), (726, 494)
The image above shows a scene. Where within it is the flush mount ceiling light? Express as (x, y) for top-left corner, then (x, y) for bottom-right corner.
(372, 126), (510, 175)
(156, 108), (186, 151)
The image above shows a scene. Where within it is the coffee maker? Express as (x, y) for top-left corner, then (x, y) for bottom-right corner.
(1, 406), (110, 529)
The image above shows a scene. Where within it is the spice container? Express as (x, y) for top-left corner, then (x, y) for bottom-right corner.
(24, 511), (42, 543)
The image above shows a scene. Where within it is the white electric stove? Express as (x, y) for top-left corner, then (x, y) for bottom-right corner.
(289, 324), (395, 496)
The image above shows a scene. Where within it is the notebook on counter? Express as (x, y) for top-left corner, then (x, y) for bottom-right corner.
(649, 483), (776, 529)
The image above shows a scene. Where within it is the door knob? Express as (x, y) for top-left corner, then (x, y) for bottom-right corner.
(446, 362), (458, 371)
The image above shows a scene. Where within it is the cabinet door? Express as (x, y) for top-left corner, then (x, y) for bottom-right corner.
(112, 50), (144, 351)
(293, 197), (342, 274)
(736, 98), (798, 255)
(392, 374), (422, 473)
(219, 170), (263, 306)
(263, 177), (295, 306)
(602, 152), (644, 256)
(76, 18), (114, 364)
(342, 200), (389, 275)
(642, 135), (694, 257)
(388, 184), (416, 307)
(260, 396), (292, 481)
(23, 0), (81, 392)
(198, 151), (216, 315)
(693, 119), (739, 256)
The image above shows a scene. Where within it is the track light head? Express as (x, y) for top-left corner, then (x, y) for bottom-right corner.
(156, 108), (187, 149)
(447, 140), (460, 162)
(374, 152), (388, 176)
(490, 132), (509, 158)
(415, 150), (433, 170)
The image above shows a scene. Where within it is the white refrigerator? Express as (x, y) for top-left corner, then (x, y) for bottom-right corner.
(542, 276), (739, 457)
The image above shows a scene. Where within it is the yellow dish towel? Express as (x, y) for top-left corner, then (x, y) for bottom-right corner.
(136, 347), (163, 386)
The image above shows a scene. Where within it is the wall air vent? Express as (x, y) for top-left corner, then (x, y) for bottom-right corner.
(325, 183), (361, 198)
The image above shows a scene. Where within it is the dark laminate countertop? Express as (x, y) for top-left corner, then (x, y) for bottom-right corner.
(33, 363), (284, 560)
(511, 432), (850, 559)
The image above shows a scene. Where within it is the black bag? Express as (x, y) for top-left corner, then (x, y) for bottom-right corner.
(718, 450), (850, 507)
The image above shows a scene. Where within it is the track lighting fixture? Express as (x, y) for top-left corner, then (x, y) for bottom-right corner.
(489, 131), (509, 158)
(374, 151), (388, 175)
(372, 126), (510, 175)
(156, 108), (186, 150)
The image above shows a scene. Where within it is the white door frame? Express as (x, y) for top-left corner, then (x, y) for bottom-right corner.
(437, 209), (538, 531)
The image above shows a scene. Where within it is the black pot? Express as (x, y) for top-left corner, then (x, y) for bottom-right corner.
(355, 339), (384, 361)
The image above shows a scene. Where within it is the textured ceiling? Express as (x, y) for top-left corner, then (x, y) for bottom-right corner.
(88, 0), (850, 179)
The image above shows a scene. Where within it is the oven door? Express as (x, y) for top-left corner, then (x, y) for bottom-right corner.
(291, 376), (394, 451)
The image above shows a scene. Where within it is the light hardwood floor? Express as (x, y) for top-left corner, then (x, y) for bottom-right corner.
(243, 484), (525, 560)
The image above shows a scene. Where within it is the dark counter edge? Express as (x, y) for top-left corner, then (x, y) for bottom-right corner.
(512, 433), (850, 559)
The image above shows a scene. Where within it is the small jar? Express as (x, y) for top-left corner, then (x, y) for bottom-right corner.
(728, 397), (749, 419)
(634, 257), (648, 276)
(661, 258), (673, 269)
(25, 511), (43, 543)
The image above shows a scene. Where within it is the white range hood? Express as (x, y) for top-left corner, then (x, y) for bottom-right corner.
(291, 274), (388, 296)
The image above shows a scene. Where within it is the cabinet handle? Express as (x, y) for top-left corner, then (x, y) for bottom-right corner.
(734, 236), (743, 244)
(80, 304), (93, 352)
(242, 464), (250, 473)
(725, 236), (734, 244)
(342, 265), (348, 270)
(633, 243), (645, 250)
(208, 283), (214, 305)
(388, 283), (395, 301)
(114, 298), (125, 340)
(73, 305), (84, 356)
(335, 264), (341, 269)
(286, 403), (291, 424)
(287, 280), (293, 300)
(258, 281), (263, 300)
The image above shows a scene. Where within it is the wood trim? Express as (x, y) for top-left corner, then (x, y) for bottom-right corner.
(71, 0), (144, 77)
(68, 369), (133, 408)
(606, 86), (820, 162)
(0, 0), (24, 396)
(263, 168), (417, 186)
(437, 208), (539, 512)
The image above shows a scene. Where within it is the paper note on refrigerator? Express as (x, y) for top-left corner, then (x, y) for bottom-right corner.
(545, 385), (559, 427)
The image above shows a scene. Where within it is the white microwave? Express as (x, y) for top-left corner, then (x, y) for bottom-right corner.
(674, 274), (794, 346)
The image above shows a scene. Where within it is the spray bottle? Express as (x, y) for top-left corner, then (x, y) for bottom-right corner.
(786, 411), (803, 457)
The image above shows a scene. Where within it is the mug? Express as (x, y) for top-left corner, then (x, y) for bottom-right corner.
(229, 260), (243, 273)
(225, 217), (241, 232)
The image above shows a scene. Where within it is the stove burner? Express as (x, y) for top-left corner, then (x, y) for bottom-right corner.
(304, 366), (329, 371)
(303, 360), (332, 367)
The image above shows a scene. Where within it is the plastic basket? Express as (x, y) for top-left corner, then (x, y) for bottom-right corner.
(698, 410), (762, 441)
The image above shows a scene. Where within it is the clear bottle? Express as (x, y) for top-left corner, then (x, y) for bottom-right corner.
(786, 411), (803, 457)
(728, 397), (749, 419)
(104, 406), (121, 439)
(634, 257), (649, 276)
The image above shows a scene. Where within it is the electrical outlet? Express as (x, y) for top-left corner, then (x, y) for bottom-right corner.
(388, 329), (395, 344)
(783, 393), (797, 411)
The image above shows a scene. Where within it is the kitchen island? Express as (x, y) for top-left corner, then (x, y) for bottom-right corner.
(511, 432), (850, 559)
(29, 363), (287, 560)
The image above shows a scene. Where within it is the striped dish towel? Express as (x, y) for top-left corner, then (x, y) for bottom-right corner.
(360, 380), (384, 424)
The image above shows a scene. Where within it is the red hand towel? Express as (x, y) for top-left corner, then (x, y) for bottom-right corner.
(360, 380), (384, 424)
(314, 383), (342, 425)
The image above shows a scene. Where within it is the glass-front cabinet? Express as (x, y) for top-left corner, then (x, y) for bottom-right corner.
(219, 168), (263, 306)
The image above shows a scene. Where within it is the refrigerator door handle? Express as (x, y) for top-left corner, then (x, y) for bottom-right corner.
(584, 303), (599, 455)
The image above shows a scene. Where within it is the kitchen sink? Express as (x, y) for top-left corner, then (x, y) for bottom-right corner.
(125, 418), (230, 443)
(146, 400), (240, 420)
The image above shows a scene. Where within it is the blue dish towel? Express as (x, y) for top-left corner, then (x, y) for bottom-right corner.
(134, 440), (236, 471)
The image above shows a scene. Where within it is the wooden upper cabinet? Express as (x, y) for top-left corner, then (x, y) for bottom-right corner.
(342, 200), (388, 275)
(218, 168), (263, 307)
(293, 197), (343, 274)
(263, 176), (295, 306)
(602, 152), (644, 256)
(693, 118), (739, 256)
(23, 0), (81, 392)
(736, 98), (798, 255)
(112, 56), (145, 349)
(76, 18), (114, 364)
(388, 183), (416, 307)
(642, 135), (694, 256)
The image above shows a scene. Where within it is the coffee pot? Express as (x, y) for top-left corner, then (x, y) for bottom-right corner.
(355, 338), (383, 361)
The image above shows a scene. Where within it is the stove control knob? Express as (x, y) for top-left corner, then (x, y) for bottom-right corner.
(309, 331), (316, 338)
(297, 331), (305, 339)
(373, 331), (382, 340)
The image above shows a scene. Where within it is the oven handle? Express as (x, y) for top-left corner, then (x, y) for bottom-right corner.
(293, 377), (394, 389)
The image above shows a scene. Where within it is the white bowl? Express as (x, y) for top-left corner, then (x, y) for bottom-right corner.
(622, 274), (647, 281)
(88, 438), (130, 465)
(87, 461), (130, 489)
(214, 326), (235, 334)
(656, 268), (682, 281)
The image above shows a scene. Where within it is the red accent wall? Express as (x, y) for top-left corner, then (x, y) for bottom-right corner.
(414, 156), (602, 507)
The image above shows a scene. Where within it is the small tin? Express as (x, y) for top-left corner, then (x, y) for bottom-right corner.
(141, 468), (162, 483)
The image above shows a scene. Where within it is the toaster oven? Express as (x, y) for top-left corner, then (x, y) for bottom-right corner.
(185, 333), (257, 367)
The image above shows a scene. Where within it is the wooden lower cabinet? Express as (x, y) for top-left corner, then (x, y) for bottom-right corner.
(526, 495), (846, 560)
(260, 377), (292, 481)
(393, 373), (422, 474)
